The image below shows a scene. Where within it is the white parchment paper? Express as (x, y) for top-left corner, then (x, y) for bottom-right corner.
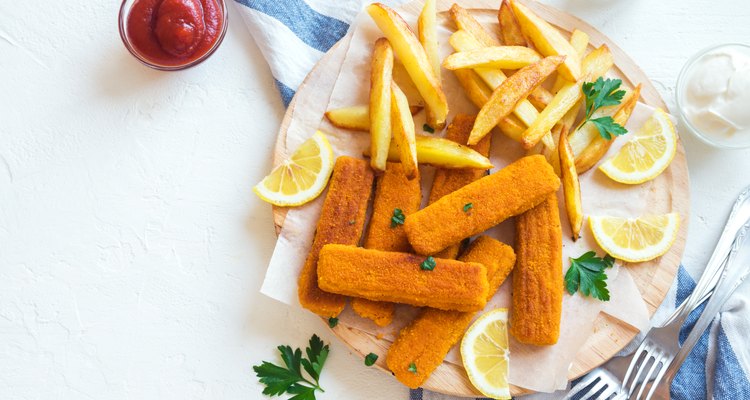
(261, 1), (673, 393)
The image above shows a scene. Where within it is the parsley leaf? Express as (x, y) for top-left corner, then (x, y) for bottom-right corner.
(391, 208), (406, 228)
(253, 335), (329, 399)
(564, 251), (615, 301)
(327, 317), (338, 328)
(364, 353), (379, 366)
(581, 77), (628, 139)
(420, 256), (436, 271)
(423, 124), (435, 133)
(408, 363), (418, 373)
(463, 203), (473, 212)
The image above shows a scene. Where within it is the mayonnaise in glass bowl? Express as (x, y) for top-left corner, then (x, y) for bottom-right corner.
(676, 44), (750, 149)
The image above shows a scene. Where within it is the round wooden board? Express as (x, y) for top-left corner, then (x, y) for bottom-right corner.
(270, 0), (690, 396)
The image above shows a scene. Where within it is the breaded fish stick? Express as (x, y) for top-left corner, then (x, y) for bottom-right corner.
(297, 157), (375, 318)
(405, 154), (560, 255)
(386, 236), (516, 388)
(428, 114), (492, 259)
(317, 244), (488, 312)
(352, 162), (422, 326)
(510, 193), (563, 345)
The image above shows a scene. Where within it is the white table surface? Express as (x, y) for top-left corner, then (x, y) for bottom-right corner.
(1, 0), (749, 399)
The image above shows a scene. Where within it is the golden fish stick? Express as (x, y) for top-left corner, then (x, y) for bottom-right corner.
(386, 236), (516, 388)
(297, 157), (375, 318)
(351, 162), (422, 326)
(317, 244), (488, 312)
(405, 155), (560, 255)
(510, 193), (563, 345)
(428, 114), (491, 259)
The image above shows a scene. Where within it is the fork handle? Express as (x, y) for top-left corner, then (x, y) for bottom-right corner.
(666, 221), (750, 379)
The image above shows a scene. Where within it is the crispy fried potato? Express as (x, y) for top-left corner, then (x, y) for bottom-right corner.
(391, 83), (419, 179)
(520, 45), (614, 149)
(511, 0), (581, 81)
(418, 0), (440, 128)
(543, 102), (580, 174)
(551, 29), (590, 93)
(498, 0), (527, 46)
(469, 55), (565, 145)
(364, 135), (493, 169)
(450, 31), (554, 148)
(574, 84), (641, 173)
(368, 3), (448, 129)
(392, 61), (424, 106)
(449, 4), (499, 47)
(325, 105), (423, 132)
(559, 126), (583, 240)
(453, 69), (525, 141)
(443, 46), (541, 70)
(369, 37), (394, 172)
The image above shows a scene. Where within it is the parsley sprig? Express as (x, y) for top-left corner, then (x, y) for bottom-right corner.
(391, 208), (406, 228)
(581, 77), (628, 140)
(564, 251), (615, 301)
(253, 335), (329, 399)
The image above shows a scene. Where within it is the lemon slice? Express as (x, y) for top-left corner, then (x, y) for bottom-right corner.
(599, 109), (677, 184)
(461, 308), (511, 400)
(589, 213), (680, 262)
(254, 131), (334, 207)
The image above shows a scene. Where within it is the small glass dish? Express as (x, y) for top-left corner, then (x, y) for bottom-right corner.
(118, 0), (228, 71)
(675, 43), (750, 149)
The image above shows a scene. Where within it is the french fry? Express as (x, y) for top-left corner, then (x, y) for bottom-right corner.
(368, 3), (448, 129)
(469, 55), (565, 145)
(511, 0), (581, 81)
(559, 126), (583, 240)
(551, 29), (590, 93)
(544, 103), (580, 175)
(443, 46), (541, 70)
(498, 0), (527, 46)
(449, 4), (500, 47)
(450, 31), (554, 148)
(364, 135), (493, 169)
(453, 69), (526, 141)
(418, 0), (440, 128)
(326, 105), (423, 132)
(392, 61), (424, 106)
(369, 38), (394, 172)
(520, 45), (614, 149)
(391, 83), (419, 179)
(574, 84), (641, 173)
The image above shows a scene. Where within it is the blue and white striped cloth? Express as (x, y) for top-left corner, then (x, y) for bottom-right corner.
(233, 0), (750, 398)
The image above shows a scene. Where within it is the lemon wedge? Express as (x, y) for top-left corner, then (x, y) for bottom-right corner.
(254, 131), (334, 207)
(589, 213), (680, 262)
(461, 308), (511, 400)
(599, 109), (677, 184)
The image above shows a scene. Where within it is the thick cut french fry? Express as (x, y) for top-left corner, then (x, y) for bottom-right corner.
(326, 105), (423, 132)
(418, 0), (440, 127)
(364, 135), (493, 169)
(511, 0), (581, 81)
(453, 69), (526, 141)
(449, 4), (500, 47)
(574, 84), (641, 173)
(469, 55), (564, 145)
(369, 37), (394, 171)
(551, 29), (590, 93)
(544, 103), (580, 175)
(392, 61), (424, 106)
(520, 45), (614, 149)
(443, 46), (541, 70)
(450, 31), (554, 148)
(559, 127), (583, 240)
(368, 3), (448, 129)
(390, 83), (419, 179)
(498, 0), (527, 46)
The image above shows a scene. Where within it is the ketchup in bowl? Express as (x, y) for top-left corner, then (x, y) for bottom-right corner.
(119, 0), (227, 70)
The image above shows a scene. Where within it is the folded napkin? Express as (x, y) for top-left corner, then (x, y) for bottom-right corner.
(233, 0), (750, 398)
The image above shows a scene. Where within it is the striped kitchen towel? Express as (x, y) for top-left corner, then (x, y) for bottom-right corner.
(232, 1), (750, 398)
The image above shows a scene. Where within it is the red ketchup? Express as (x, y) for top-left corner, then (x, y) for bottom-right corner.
(126, 0), (224, 67)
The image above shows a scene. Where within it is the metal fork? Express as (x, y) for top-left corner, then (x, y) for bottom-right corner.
(566, 184), (750, 400)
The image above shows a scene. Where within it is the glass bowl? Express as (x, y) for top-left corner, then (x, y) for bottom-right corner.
(118, 0), (228, 71)
(675, 43), (750, 149)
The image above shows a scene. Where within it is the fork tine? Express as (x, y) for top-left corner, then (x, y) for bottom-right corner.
(627, 349), (656, 397)
(622, 340), (649, 390)
(635, 350), (665, 400)
(564, 372), (601, 400)
(644, 358), (672, 400)
(579, 377), (609, 400)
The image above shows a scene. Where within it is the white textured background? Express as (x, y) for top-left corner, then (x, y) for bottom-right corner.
(0, 0), (749, 399)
